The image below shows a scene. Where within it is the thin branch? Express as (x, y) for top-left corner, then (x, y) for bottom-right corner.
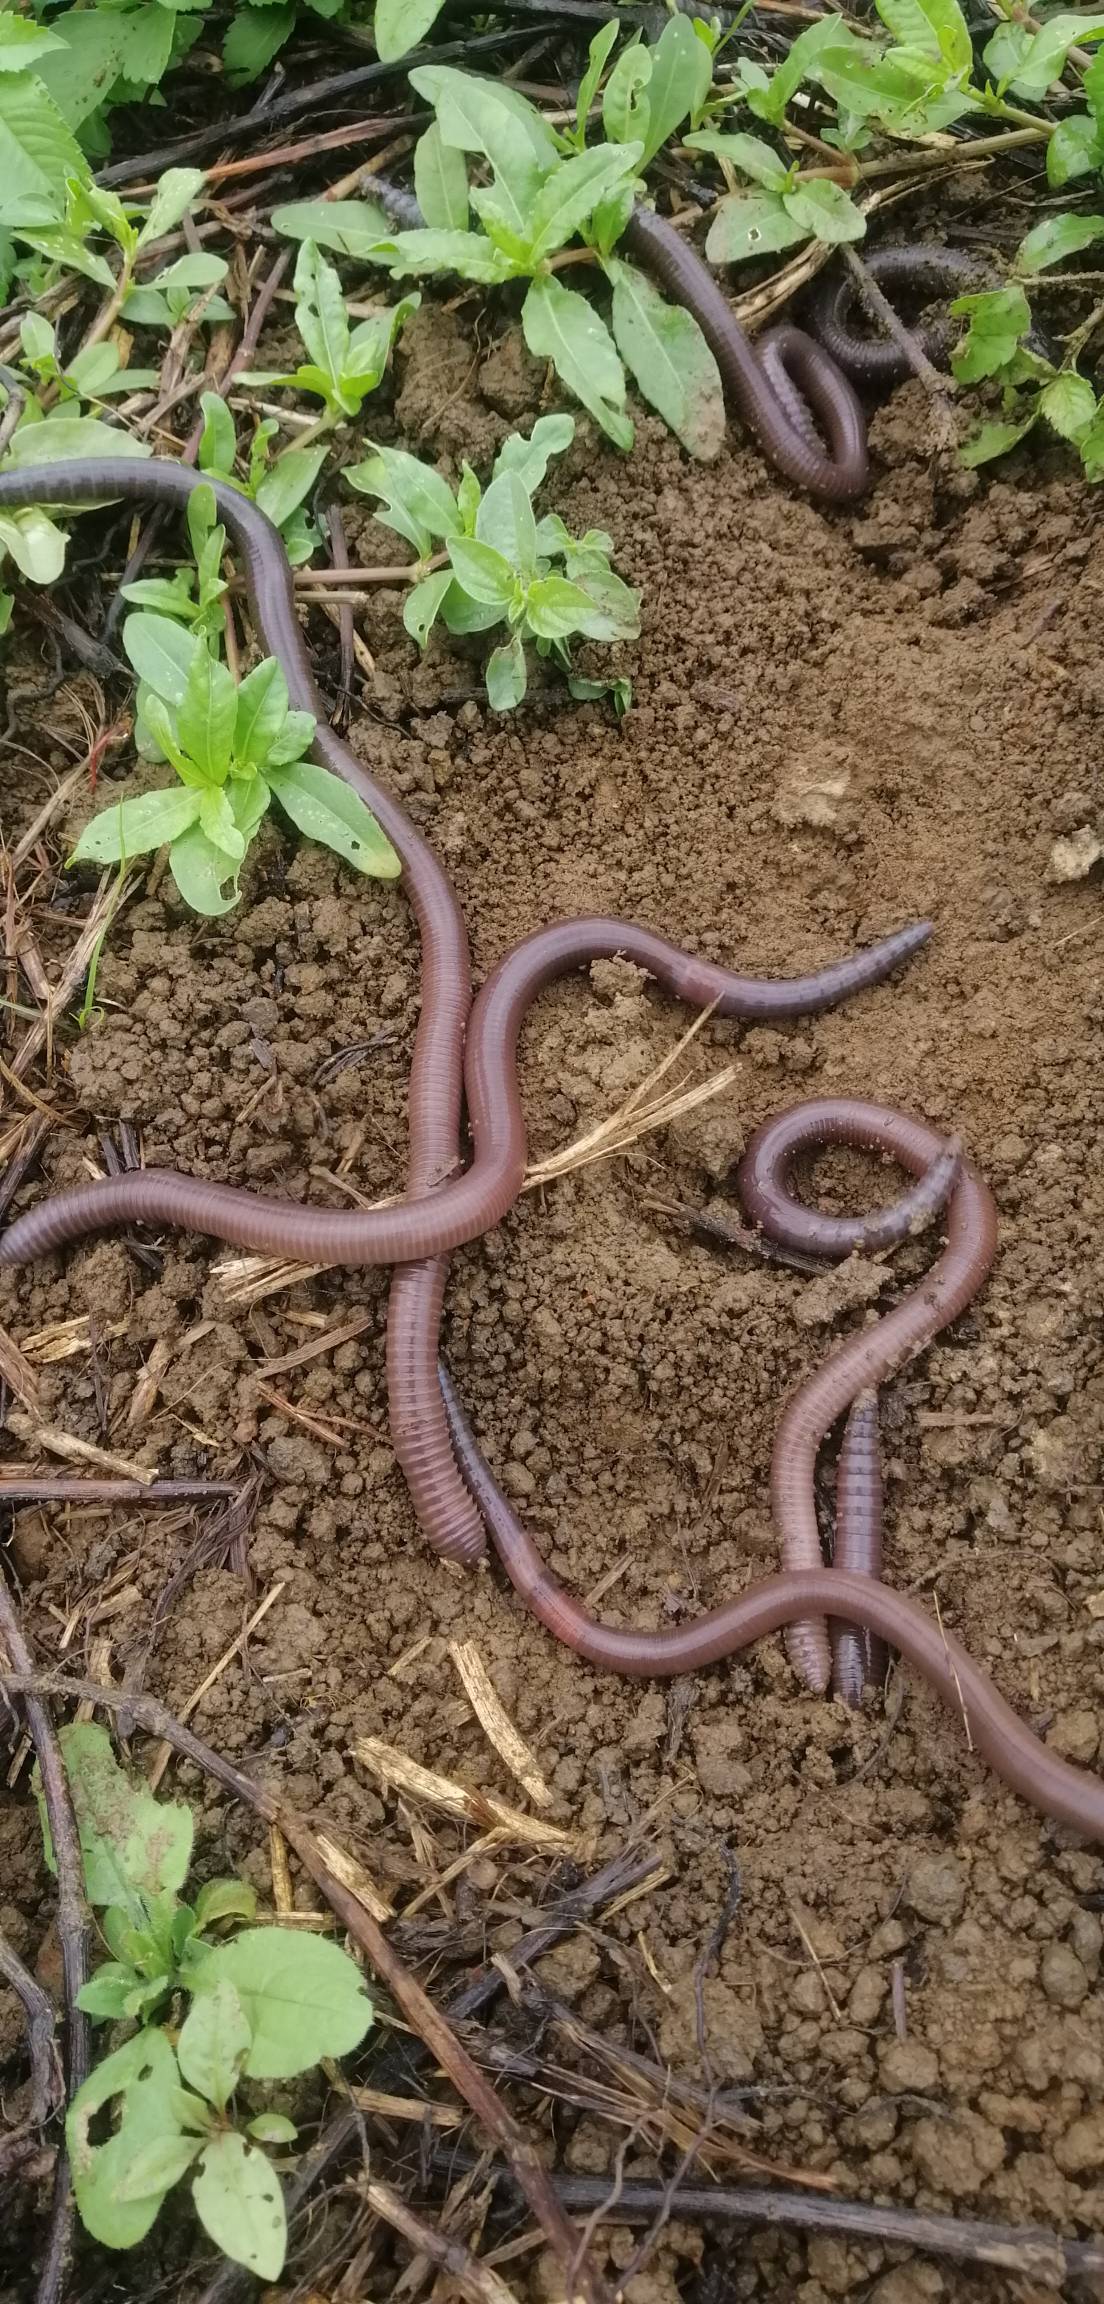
(0, 1925), (62, 2127)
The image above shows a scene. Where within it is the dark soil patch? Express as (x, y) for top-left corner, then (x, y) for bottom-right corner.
(1, 298), (1103, 2304)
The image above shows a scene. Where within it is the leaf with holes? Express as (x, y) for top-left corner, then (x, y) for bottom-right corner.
(37, 1724), (193, 1911)
(266, 762), (400, 884)
(705, 190), (806, 265)
(67, 2028), (183, 2250)
(192, 2134), (287, 2280)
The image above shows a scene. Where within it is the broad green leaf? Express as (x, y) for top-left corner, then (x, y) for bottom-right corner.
(475, 470), (537, 577)
(113, 2132), (201, 2203)
(492, 413), (575, 491)
(178, 646), (237, 780)
(345, 441), (461, 554)
(1040, 370), (1096, 441)
(985, 11), (1104, 98)
(136, 167), (205, 251)
(270, 196), (391, 257)
(783, 178), (866, 246)
(1018, 211), (1104, 273)
(169, 822), (241, 915)
(1046, 115), (1100, 189)
(267, 759), (399, 880)
(959, 413), (1037, 468)
(574, 21), (619, 149)
(0, 506), (66, 584)
(521, 274), (633, 451)
(124, 612), (202, 708)
(2, 415), (150, 469)
(178, 1978), (252, 2110)
(522, 141), (641, 264)
(247, 2113), (297, 2145)
(376, 0), (446, 61)
(414, 119), (468, 228)
(37, 1723), (193, 1907)
(589, 178), (638, 259)
(113, 1), (175, 88)
(224, 4), (295, 84)
(602, 42), (651, 148)
(0, 20), (64, 72)
(194, 1876), (258, 1933)
(172, 2088), (217, 2134)
(233, 657), (292, 769)
(683, 128), (789, 187)
(193, 2134), (287, 2280)
(447, 534), (517, 606)
(365, 226), (520, 285)
(469, 181), (534, 264)
(523, 572), (598, 640)
(342, 293), (419, 405)
(404, 566), (453, 646)
(67, 2029), (182, 2250)
(190, 1926), (374, 2076)
(747, 15), (859, 125)
(606, 255), (724, 460)
(20, 311), (55, 367)
(198, 391), (237, 477)
(1087, 47), (1104, 133)
(294, 239), (348, 390)
(486, 631), (527, 710)
(77, 1965), (142, 2021)
(11, 222), (114, 287)
(440, 586), (504, 636)
(411, 64), (559, 175)
(65, 342), (124, 398)
(639, 13), (713, 164)
(876, 0), (971, 72)
(557, 550), (639, 640)
(950, 283), (1031, 382)
(121, 575), (199, 620)
(1078, 409), (1104, 480)
(705, 191), (806, 265)
(568, 671), (632, 716)
(199, 786), (246, 859)
(70, 786), (203, 866)
(36, 15), (131, 131)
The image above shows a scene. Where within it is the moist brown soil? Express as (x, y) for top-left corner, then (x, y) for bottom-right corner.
(1, 298), (1103, 2304)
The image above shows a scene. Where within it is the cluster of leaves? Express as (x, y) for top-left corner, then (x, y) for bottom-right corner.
(242, 237), (419, 424)
(347, 414), (638, 711)
(274, 23), (729, 460)
(952, 211), (1104, 475)
(40, 1723), (373, 2279)
(70, 487), (399, 912)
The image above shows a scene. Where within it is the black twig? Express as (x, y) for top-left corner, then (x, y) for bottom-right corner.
(0, 1924), (62, 2127)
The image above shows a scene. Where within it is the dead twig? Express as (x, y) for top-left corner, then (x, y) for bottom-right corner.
(357, 2174), (520, 2304)
(0, 1924), (62, 2126)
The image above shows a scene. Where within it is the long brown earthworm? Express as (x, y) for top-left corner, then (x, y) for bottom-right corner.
(436, 1363), (1104, 1844)
(831, 1391), (885, 1707)
(736, 1102), (997, 1694)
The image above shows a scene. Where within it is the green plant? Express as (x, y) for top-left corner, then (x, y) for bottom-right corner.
(38, 1723), (372, 2280)
(242, 238), (418, 427)
(346, 415), (638, 710)
(951, 213), (1104, 475)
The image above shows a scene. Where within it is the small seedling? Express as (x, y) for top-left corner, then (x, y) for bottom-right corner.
(346, 414), (638, 711)
(241, 238), (418, 424)
(952, 214), (1104, 476)
(38, 1722), (372, 2281)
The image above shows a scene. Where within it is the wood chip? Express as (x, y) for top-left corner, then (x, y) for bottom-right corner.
(448, 1640), (553, 1810)
(5, 1411), (154, 1483)
(127, 1335), (173, 1430)
(350, 2087), (462, 2129)
(352, 1735), (576, 1851)
(313, 1829), (394, 1923)
(0, 1324), (41, 1414)
(20, 1315), (128, 1365)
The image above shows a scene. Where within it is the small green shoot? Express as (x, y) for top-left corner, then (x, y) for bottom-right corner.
(240, 239), (418, 423)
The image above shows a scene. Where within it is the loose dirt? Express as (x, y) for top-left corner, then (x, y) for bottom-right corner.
(1, 295), (1103, 2304)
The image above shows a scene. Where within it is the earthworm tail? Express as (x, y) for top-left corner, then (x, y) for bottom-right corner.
(832, 1391), (885, 1707)
(437, 1362), (1104, 1845)
(805, 244), (998, 384)
(736, 1102), (997, 1693)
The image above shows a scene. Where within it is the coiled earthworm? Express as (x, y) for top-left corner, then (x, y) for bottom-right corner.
(831, 1391), (885, 1708)
(804, 243), (998, 385)
(736, 1102), (997, 1695)
(437, 1362), (1104, 1844)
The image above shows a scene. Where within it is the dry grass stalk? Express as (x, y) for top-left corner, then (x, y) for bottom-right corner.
(448, 1640), (553, 1810)
(353, 1735), (576, 1852)
(314, 1828), (394, 1924)
(355, 2173), (523, 2304)
(126, 1335), (173, 1431)
(350, 2086), (462, 2129)
(5, 1410), (154, 1484)
(19, 1315), (128, 1365)
(0, 1324), (41, 1414)
(147, 1581), (285, 1790)
(269, 1824), (294, 1914)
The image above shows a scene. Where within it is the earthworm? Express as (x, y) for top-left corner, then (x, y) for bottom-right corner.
(804, 244), (998, 384)
(736, 1102), (997, 1694)
(436, 1363), (1104, 1844)
(831, 1391), (885, 1707)
(0, 476), (929, 1571)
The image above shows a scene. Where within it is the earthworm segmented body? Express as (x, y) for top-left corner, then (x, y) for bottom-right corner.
(831, 1392), (886, 1708)
(437, 1363), (1104, 1845)
(804, 244), (997, 384)
(736, 1102), (998, 1694)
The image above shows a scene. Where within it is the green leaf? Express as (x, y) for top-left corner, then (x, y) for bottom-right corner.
(523, 572), (597, 640)
(1, 416), (150, 469)
(1087, 47), (1104, 133)
(747, 15), (858, 125)
(233, 657), (292, 770)
(247, 2113), (298, 2145)
(875, 0), (971, 72)
(475, 470), (537, 577)
(1040, 370), (1096, 441)
(20, 311), (55, 368)
(199, 786), (246, 858)
(112, 2), (175, 89)
(67, 2028), (182, 2250)
(169, 822), (242, 915)
(1018, 211), (1104, 273)
(403, 567), (453, 646)
(224, 4), (295, 84)
(521, 274), (632, 452)
(364, 226), (520, 285)
(683, 128), (789, 187)
(1046, 114), (1101, 189)
(193, 2134), (287, 2280)
(136, 167), (205, 251)
(342, 294), (419, 408)
(172, 2088), (217, 2135)
(574, 21), (619, 150)
(375, 0), (446, 63)
(35, 14), (131, 132)
(414, 120), (468, 230)
(411, 64), (559, 176)
(486, 631), (527, 710)
(0, 20), (65, 73)
(70, 785), (203, 866)
(492, 414), (575, 491)
(266, 760), (400, 880)
(178, 1977), (252, 2110)
(950, 283), (1031, 382)
(984, 11), (1104, 99)
(112, 2132), (201, 2203)
(521, 141), (641, 264)
(270, 196), (391, 258)
(38, 1723), (193, 1908)
(123, 611), (202, 705)
(1078, 408), (1104, 479)
(602, 40), (651, 148)
(782, 177), (866, 246)
(190, 1926), (373, 2077)
(293, 239), (348, 392)
(554, 549), (640, 640)
(77, 1964), (142, 2021)
(606, 255), (724, 461)
(0, 506), (67, 584)
(177, 646), (237, 781)
(705, 190), (806, 265)
(568, 671), (631, 716)
(198, 391), (236, 478)
(959, 412), (1037, 467)
(639, 13), (713, 165)
(440, 586), (503, 636)
(345, 441), (461, 555)
(447, 534), (517, 605)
